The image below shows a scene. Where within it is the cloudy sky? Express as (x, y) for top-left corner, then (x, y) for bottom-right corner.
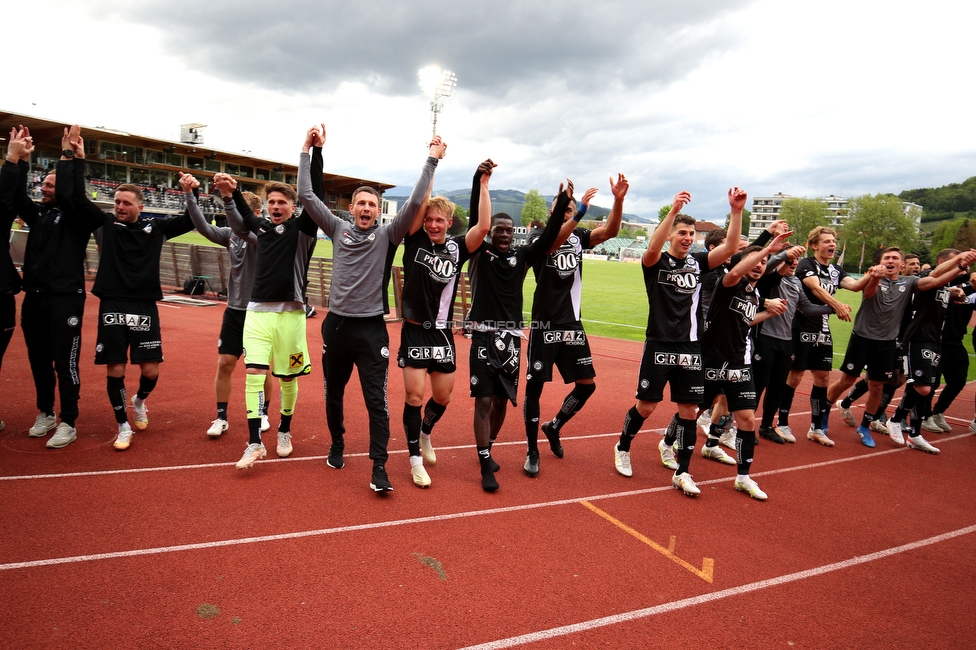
(4, 0), (973, 222)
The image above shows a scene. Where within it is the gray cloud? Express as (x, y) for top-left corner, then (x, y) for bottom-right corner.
(96, 0), (752, 99)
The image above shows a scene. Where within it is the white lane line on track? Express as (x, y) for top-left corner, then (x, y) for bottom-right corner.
(457, 524), (976, 650)
(1, 431), (970, 572)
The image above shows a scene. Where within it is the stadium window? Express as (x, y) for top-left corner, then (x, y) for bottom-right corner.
(270, 169), (284, 182)
(130, 168), (150, 185)
(85, 161), (105, 178)
(256, 168), (270, 181)
(224, 163), (240, 176)
(187, 156), (204, 170)
(204, 158), (221, 173)
(239, 165), (254, 179)
(106, 164), (127, 182)
(161, 151), (183, 167)
(285, 173), (297, 185)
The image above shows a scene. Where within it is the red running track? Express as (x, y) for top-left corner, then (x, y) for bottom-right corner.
(1, 291), (975, 649)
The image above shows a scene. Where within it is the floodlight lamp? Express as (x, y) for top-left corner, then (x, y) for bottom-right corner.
(419, 65), (442, 96)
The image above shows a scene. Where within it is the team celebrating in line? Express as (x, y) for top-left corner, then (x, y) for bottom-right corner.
(3, 122), (975, 498)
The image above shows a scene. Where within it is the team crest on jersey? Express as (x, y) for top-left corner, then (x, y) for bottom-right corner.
(367, 233), (376, 241)
(495, 338), (506, 350)
(381, 346), (390, 358)
(143, 224), (152, 234)
(67, 316), (79, 327)
(275, 224), (285, 234)
(533, 361), (543, 371)
(508, 257), (517, 267)
(54, 215), (61, 225)
(470, 376), (479, 385)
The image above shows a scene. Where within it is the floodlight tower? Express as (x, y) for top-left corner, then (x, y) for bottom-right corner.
(419, 65), (457, 141)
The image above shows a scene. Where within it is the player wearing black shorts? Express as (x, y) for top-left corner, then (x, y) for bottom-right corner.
(465, 172), (569, 491)
(521, 173), (628, 477)
(396, 161), (491, 487)
(925, 274), (976, 433)
(889, 247), (976, 452)
(785, 226), (869, 446)
(85, 182), (194, 450)
(178, 174), (274, 440)
(700, 234), (791, 499)
(613, 187), (743, 497)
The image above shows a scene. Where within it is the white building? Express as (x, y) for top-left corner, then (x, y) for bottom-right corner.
(749, 193), (920, 239)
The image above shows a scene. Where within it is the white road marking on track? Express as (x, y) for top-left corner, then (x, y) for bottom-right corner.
(0, 431), (970, 571)
(457, 524), (976, 650)
(0, 409), (937, 483)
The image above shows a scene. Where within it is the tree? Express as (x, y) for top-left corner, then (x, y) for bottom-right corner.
(724, 208), (751, 237)
(658, 204), (672, 221)
(953, 218), (976, 251)
(840, 194), (918, 257)
(520, 189), (548, 227)
(931, 218), (964, 253)
(447, 203), (467, 236)
(779, 198), (831, 244)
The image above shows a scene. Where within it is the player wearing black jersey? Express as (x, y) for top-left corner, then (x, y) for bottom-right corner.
(466, 172), (570, 491)
(521, 174), (628, 477)
(700, 233), (790, 499)
(84, 180), (194, 450)
(299, 125), (442, 493)
(2, 126), (101, 448)
(397, 161), (492, 488)
(783, 227), (870, 447)
(925, 273), (976, 433)
(613, 188), (743, 497)
(0, 127), (28, 435)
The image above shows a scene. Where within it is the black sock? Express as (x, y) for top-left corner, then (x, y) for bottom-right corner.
(421, 397), (447, 435)
(137, 374), (157, 401)
(248, 418), (262, 445)
(663, 413), (680, 446)
(811, 385), (827, 428)
(404, 403), (422, 457)
(524, 382), (543, 453)
(675, 417), (697, 475)
(779, 385), (795, 427)
(262, 398), (271, 417)
(894, 385), (920, 423)
(860, 411), (876, 429)
(736, 429), (756, 475)
(618, 406), (646, 452)
(842, 379), (868, 409)
(217, 402), (228, 421)
(107, 376), (128, 424)
(877, 384), (895, 421)
(551, 382), (596, 432)
(279, 413), (292, 433)
(706, 423), (723, 447)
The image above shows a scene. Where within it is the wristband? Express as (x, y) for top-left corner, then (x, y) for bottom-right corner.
(573, 203), (587, 222)
(959, 263), (968, 271)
